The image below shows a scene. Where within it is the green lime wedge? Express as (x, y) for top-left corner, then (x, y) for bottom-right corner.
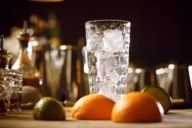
(141, 86), (172, 114)
(33, 97), (66, 120)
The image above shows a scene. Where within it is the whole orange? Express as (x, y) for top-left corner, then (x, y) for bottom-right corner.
(71, 94), (115, 120)
(111, 92), (164, 122)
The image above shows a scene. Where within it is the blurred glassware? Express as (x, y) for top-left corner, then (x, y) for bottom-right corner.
(0, 35), (14, 69)
(188, 66), (192, 89)
(156, 64), (174, 94)
(44, 45), (65, 99)
(4, 27), (21, 64)
(127, 67), (146, 92)
(46, 13), (62, 48)
(0, 69), (14, 116)
(0, 69), (23, 113)
(12, 21), (42, 95)
(0, 63), (23, 114)
(44, 44), (89, 101)
(0, 35), (23, 114)
(156, 64), (192, 108)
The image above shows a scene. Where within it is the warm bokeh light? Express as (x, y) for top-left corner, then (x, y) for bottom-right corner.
(28, 0), (64, 2)
(168, 64), (175, 70)
(189, 66), (192, 88)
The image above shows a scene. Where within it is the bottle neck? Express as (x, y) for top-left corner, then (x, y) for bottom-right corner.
(18, 46), (33, 65)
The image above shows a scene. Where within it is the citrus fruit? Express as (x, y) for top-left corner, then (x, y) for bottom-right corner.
(22, 86), (42, 106)
(141, 86), (172, 114)
(71, 94), (115, 120)
(33, 97), (66, 120)
(111, 92), (164, 123)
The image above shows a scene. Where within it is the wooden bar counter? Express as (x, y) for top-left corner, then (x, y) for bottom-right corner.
(1, 108), (192, 128)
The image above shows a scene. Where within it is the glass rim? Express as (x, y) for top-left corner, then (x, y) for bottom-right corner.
(85, 19), (131, 25)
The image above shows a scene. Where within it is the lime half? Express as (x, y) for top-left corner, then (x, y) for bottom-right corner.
(141, 86), (172, 114)
(33, 97), (66, 120)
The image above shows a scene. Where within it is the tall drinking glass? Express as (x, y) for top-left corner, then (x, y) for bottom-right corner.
(85, 20), (131, 101)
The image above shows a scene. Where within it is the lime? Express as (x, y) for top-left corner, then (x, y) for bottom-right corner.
(141, 86), (172, 114)
(33, 97), (66, 120)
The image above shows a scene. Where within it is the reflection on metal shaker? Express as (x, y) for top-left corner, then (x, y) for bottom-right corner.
(43, 45), (89, 101)
(156, 64), (192, 105)
(126, 67), (157, 92)
(127, 64), (192, 107)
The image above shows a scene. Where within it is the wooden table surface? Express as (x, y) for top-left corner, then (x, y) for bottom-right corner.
(1, 108), (192, 128)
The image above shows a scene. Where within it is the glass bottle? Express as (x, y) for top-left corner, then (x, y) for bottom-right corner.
(0, 35), (23, 113)
(0, 35), (12, 115)
(12, 21), (42, 92)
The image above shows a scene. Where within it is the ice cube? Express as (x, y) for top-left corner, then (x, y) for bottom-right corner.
(86, 33), (103, 52)
(103, 29), (124, 52)
(98, 85), (123, 101)
(96, 52), (115, 76)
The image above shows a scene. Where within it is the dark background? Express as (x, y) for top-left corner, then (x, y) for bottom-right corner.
(0, 0), (192, 67)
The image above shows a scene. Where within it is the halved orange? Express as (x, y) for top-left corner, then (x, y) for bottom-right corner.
(71, 94), (115, 120)
(111, 92), (164, 122)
